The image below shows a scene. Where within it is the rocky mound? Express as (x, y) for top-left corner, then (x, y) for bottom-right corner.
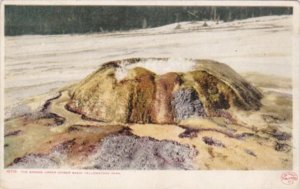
(9, 129), (198, 170)
(66, 58), (262, 124)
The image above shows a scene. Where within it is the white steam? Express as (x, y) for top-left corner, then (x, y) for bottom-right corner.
(115, 58), (196, 81)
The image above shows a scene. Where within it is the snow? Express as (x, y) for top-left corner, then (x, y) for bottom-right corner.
(4, 15), (293, 116)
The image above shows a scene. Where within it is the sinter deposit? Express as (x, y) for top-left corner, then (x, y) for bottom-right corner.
(67, 58), (262, 124)
(5, 58), (292, 170)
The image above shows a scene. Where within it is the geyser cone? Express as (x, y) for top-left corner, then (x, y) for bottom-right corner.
(66, 58), (262, 124)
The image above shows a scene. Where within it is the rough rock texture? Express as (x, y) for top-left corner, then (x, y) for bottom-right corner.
(194, 60), (263, 110)
(8, 131), (198, 170)
(87, 134), (198, 170)
(67, 58), (262, 124)
(9, 154), (59, 169)
(66, 66), (134, 123)
(128, 68), (156, 123)
(171, 88), (206, 120)
(150, 72), (181, 123)
(188, 71), (232, 109)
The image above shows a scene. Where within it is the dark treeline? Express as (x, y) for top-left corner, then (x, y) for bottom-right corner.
(5, 6), (292, 36)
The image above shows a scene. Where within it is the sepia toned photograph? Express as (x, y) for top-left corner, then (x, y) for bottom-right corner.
(2, 3), (296, 172)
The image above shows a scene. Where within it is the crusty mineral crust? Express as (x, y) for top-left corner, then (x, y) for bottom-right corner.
(171, 88), (206, 121)
(66, 58), (262, 124)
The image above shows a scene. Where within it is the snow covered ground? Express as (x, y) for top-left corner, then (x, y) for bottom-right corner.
(4, 15), (293, 118)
